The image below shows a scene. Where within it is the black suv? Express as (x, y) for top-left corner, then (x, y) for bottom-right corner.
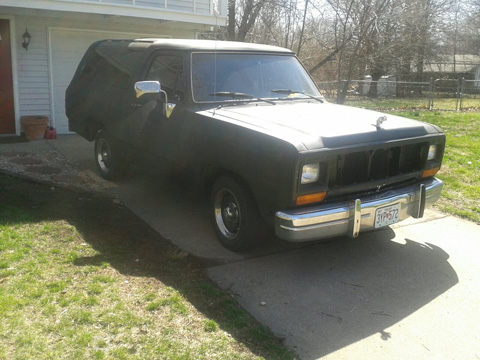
(66, 39), (445, 251)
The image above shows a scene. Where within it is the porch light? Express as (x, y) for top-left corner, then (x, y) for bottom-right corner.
(22, 28), (31, 51)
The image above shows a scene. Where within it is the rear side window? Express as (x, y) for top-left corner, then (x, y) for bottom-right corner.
(146, 54), (185, 102)
(76, 42), (143, 89)
(78, 53), (131, 88)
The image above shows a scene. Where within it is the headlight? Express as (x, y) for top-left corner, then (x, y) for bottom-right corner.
(427, 145), (437, 160)
(301, 163), (320, 184)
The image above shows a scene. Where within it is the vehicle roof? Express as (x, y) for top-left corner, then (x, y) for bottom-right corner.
(103, 39), (294, 54)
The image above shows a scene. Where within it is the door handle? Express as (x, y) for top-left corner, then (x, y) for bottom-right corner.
(130, 103), (142, 108)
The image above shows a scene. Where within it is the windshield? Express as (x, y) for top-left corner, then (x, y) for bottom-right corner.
(191, 53), (321, 102)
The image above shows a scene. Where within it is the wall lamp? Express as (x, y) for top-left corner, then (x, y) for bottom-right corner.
(22, 28), (31, 51)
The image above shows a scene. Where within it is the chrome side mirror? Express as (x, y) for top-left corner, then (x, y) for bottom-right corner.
(134, 81), (176, 118)
(135, 81), (161, 98)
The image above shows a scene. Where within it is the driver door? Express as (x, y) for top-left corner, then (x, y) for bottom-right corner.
(130, 51), (186, 173)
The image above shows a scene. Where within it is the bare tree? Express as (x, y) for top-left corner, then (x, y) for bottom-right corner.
(219, 0), (473, 99)
(227, 0), (270, 41)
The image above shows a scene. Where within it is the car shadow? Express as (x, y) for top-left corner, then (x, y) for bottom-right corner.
(207, 228), (459, 359)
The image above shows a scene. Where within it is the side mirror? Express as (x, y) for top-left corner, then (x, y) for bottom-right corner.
(134, 81), (176, 118)
(135, 81), (161, 98)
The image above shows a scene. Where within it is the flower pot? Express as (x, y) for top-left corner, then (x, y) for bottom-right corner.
(21, 116), (49, 140)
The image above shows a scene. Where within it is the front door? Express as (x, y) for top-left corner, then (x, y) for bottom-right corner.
(130, 51), (187, 172)
(0, 19), (15, 135)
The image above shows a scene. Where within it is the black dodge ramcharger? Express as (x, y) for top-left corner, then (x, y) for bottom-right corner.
(66, 39), (445, 251)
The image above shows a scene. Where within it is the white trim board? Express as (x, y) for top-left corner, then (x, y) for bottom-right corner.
(0, 15), (20, 136)
(47, 27), (169, 132)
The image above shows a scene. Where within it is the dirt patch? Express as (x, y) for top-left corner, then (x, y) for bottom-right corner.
(25, 165), (62, 174)
(0, 135), (29, 144)
(9, 157), (43, 165)
(0, 150), (113, 195)
(51, 173), (96, 185)
(2, 151), (29, 157)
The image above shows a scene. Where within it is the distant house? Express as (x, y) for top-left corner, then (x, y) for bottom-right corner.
(0, 0), (227, 136)
(474, 64), (480, 88)
(423, 55), (480, 88)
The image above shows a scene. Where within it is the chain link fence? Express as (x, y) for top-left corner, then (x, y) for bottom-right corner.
(317, 78), (480, 111)
(460, 80), (480, 110)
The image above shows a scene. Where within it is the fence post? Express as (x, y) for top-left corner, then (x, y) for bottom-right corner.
(455, 78), (460, 111)
(459, 77), (465, 111)
(428, 78), (434, 110)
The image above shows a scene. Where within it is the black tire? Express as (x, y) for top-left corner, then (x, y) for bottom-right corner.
(94, 129), (125, 181)
(210, 176), (259, 251)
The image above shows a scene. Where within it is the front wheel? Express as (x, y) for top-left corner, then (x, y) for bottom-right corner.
(94, 129), (125, 181)
(210, 176), (260, 251)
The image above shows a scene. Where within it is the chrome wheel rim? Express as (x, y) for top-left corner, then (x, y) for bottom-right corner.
(214, 188), (241, 240)
(96, 138), (112, 173)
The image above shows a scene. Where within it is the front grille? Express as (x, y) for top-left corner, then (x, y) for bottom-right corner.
(332, 142), (428, 188)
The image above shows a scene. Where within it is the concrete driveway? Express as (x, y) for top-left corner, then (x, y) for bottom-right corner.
(209, 216), (480, 359)
(1, 135), (479, 359)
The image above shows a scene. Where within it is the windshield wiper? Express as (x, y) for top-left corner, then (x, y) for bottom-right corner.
(210, 92), (276, 105)
(271, 89), (324, 103)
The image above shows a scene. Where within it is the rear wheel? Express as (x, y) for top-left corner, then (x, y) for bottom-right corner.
(210, 176), (259, 251)
(94, 129), (125, 180)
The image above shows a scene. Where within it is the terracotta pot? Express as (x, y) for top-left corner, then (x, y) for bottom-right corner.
(21, 116), (49, 140)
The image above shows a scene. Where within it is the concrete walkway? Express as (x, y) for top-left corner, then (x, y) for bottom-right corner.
(1, 135), (479, 359)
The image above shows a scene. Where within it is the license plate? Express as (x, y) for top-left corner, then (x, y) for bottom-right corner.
(375, 203), (400, 228)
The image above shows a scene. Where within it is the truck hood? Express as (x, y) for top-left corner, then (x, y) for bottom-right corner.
(197, 101), (440, 151)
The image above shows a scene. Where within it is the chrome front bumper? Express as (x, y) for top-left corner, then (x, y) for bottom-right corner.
(275, 178), (443, 242)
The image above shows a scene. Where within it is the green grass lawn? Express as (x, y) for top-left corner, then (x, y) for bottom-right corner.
(346, 97), (479, 223)
(0, 175), (293, 360)
(342, 97), (480, 111)
(395, 111), (480, 223)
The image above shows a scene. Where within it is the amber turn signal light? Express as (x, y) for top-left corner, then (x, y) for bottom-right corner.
(422, 167), (440, 178)
(296, 192), (327, 206)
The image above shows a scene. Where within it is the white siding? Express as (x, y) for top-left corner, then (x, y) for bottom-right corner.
(16, 20), (51, 118)
(169, 0), (194, 12)
(12, 13), (198, 133)
(196, 0), (211, 14)
(102, 0), (133, 5)
(136, 0), (166, 8)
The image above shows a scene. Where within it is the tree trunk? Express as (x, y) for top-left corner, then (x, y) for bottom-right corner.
(337, 80), (349, 104)
(236, 0), (266, 42)
(228, 0), (236, 41)
(368, 71), (383, 98)
(297, 0), (309, 56)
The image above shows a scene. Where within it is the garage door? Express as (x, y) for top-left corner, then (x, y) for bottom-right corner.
(50, 29), (165, 134)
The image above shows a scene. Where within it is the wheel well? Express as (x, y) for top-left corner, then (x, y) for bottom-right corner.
(86, 121), (104, 141)
(203, 166), (253, 199)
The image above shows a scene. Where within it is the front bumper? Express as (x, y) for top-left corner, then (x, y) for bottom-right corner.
(275, 177), (443, 242)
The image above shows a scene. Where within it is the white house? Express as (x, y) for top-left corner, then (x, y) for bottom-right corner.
(0, 0), (227, 135)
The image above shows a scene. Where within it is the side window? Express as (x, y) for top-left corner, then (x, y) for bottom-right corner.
(146, 54), (185, 102)
(77, 52), (132, 89)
